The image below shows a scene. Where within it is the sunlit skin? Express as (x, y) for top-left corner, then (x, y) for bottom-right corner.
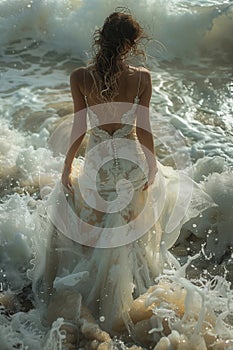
(61, 64), (158, 193)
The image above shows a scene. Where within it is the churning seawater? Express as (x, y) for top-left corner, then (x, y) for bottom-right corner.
(0, 0), (233, 349)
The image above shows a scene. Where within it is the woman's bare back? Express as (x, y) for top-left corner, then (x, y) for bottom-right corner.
(78, 65), (148, 135)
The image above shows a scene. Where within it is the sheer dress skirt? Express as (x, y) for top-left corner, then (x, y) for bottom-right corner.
(42, 117), (214, 333)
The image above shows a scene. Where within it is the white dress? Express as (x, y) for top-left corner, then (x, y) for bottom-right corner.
(43, 93), (213, 334)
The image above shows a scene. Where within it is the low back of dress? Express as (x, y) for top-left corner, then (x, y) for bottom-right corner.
(83, 67), (141, 138)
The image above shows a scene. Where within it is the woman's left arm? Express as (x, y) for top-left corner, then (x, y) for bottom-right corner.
(136, 69), (158, 190)
(61, 68), (87, 191)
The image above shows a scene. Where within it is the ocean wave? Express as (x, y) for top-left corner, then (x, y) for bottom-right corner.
(0, 0), (233, 63)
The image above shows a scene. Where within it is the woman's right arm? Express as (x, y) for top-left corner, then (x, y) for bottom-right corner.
(61, 68), (87, 191)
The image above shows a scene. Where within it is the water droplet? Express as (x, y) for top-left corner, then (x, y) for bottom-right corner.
(99, 316), (105, 322)
(192, 223), (197, 228)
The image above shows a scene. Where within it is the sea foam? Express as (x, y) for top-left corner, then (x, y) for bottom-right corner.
(0, 0), (232, 63)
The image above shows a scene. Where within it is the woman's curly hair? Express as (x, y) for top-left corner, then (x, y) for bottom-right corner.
(91, 11), (148, 102)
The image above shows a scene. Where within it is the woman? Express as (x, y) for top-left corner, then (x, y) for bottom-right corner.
(62, 16), (157, 194)
(61, 11), (159, 248)
(41, 10), (212, 349)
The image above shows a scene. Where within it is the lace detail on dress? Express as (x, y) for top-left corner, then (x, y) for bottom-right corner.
(87, 97), (139, 139)
(84, 94), (141, 173)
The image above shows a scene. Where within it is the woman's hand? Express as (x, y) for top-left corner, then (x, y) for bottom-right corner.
(61, 166), (73, 193)
(143, 164), (158, 191)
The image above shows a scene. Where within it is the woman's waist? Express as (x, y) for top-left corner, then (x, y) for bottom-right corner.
(87, 129), (139, 148)
(85, 138), (145, 164)
(89, 124), (136, 139)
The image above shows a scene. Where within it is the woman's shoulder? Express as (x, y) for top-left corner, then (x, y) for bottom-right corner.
(136, 67), (152, 91)
(70, 66), (94, 95)
(129, 66), (151, 82)
(129, 65), (150, 73)
(70, 65), (95, 77)
(70, 66), (86, 81)
(139, 66), (151, 79)
(70, 66), (96, 88)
